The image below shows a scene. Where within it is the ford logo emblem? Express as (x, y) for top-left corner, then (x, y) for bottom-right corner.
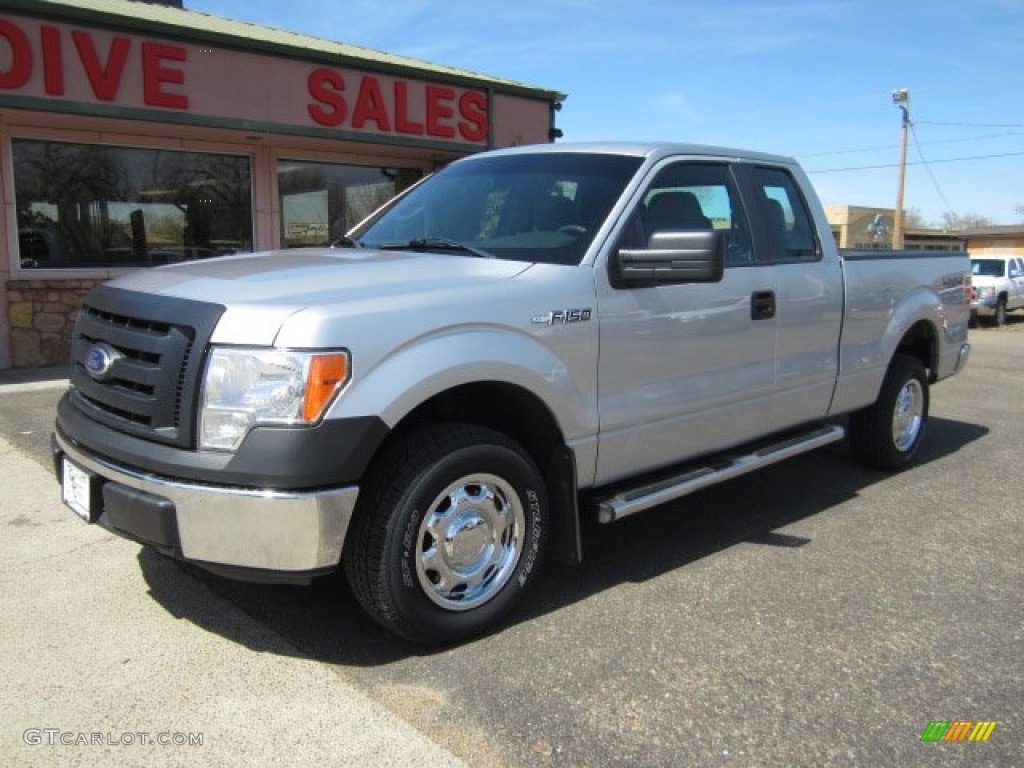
(84, 343), (120, 381)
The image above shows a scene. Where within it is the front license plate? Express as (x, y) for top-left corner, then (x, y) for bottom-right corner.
(62, 458), (95, 523)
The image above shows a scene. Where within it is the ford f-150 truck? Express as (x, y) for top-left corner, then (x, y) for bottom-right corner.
(53, 142), (971, 643)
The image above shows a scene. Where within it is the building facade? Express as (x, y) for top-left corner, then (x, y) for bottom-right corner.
(0, 0), (564, 368)
(961, 226), (1024, 256)
(825, 205), (963, 252)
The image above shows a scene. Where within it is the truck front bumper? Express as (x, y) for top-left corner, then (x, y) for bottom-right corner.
(970, 298), (998, 317)
(53, 431), (359, 582)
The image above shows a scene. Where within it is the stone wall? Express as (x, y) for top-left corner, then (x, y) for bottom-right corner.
(6, 279), (103, 368)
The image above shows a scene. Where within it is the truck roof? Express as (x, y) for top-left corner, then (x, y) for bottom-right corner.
(477, 141), (797, 167)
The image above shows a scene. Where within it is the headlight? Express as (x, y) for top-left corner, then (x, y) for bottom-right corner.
(974, 286), (996, 301)
(200, 347), (350, 451)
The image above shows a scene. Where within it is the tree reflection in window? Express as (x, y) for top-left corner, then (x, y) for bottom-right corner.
(13, 139), (253, 268)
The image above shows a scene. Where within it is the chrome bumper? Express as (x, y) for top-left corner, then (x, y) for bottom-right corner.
(55, 432), (358, 574)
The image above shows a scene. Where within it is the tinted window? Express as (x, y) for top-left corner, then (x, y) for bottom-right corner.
(278, 161), (421, 248)
(14, 140), (253, 268)
(621, 162), (754, 266)
(752, 167), (820, 262)
(972, 259), (1006, 277)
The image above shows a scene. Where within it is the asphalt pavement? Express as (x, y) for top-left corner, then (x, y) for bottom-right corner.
(1, 321), (1021, 767)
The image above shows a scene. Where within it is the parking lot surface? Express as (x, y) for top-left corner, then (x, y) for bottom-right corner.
(2, 321), (1021, 767)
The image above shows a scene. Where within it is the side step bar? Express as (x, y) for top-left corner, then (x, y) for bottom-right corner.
(595, 424), (845, 524)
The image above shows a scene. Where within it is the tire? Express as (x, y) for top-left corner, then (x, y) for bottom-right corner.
(991, 298), (1007, 327)
(849, 354), (929, 471)
(344, 424), (547, 644)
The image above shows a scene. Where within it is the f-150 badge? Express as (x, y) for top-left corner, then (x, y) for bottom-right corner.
(531, 308), (593, 325)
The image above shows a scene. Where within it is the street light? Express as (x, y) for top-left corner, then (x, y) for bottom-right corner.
(892, 88), (910, 250)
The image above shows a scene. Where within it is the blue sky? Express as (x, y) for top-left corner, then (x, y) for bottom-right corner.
(189, 0), (1024, 227)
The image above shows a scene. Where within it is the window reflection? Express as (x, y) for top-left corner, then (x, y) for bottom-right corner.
(277, 160), (421, 248)
(14, 140), (253, 269)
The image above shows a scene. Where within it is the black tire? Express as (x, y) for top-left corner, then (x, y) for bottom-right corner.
(849, 354), (929, 471)
(344, 424), (547, 644)
(991, 298), (1007, 327)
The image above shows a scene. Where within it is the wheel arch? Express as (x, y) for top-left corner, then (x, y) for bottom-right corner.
(893, 318), (939, 381)
(376, 381), (582, 565)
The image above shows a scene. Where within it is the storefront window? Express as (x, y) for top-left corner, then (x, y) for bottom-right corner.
(277, 160), (421, 248)
(13, 140), (253, 269)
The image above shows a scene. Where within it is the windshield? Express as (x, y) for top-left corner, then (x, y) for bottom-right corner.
(351, 152), (643, 265)
(972, 259), (1006, 278)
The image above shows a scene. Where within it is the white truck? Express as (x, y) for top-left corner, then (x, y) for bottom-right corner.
(53, 142), (972, 643)
(969, 254), (1024, 326)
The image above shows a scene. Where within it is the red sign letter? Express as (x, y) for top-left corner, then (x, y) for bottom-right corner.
(425, 85), (455, 139)
(142, 42), (188, 109)
(458, 91), (488, 142)
(72, 31), (130, 101)
(352, 76), (390, 131)
(393, 81), (424, 136)
(0, 19), (32, 89)
(40, 26), (64, 95)
(308, 68), (347, 126)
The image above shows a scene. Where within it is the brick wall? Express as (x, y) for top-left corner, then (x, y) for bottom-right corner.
(6, 280), (102, 368)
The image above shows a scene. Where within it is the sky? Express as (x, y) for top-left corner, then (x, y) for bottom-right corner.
(187, 0), (1024, 227)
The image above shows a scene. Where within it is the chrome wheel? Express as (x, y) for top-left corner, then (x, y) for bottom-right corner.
(892, 378), (925, 452)
(849, 354), (929, 471)
(345, 424), (547, 643)
(416, 473), (525, 611)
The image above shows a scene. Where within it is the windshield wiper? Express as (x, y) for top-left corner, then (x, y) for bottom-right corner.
(330, 236), (363, 248)
(377, 237), (494, 259)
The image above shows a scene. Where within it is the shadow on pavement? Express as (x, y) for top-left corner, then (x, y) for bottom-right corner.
(137, 415), (987, 665)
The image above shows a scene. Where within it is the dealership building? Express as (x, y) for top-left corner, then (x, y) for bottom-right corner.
(0, 0), (564, 369)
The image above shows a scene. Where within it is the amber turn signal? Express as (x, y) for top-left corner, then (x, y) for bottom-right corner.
(302, 353), (350, 421)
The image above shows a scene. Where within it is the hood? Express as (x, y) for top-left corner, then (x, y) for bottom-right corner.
(109, 248), (532, 345)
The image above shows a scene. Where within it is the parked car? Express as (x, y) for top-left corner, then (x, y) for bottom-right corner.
(970, 254), (1024, 326)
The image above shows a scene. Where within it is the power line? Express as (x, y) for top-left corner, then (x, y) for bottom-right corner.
(909, 122), (956, 219)
(800, 131), (1024, 159)
(917, 120), (1024, 128)
(806, 150), (1024, 174)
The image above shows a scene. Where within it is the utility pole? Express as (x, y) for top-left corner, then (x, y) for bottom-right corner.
(892, 89), (910, 250)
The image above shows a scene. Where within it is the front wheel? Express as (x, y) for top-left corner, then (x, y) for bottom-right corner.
(848, 354), (929, 470)
(344, 424), (547, 644)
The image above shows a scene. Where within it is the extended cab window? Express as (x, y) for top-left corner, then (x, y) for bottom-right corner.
(621, 162), (755, 267)
(753, 167), (820, 263)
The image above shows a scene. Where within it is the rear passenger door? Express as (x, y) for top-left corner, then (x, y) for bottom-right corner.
(739, 165), (843, 426)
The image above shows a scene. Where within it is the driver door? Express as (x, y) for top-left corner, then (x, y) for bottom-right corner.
(594, 160), (778, 485)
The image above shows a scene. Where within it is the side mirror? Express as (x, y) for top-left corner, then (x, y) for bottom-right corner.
(615, 230), (724, 286)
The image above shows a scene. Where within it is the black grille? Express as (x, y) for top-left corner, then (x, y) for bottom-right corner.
(68, 285), (224, 449)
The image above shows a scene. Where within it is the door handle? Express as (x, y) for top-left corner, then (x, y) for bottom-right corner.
(751, 290), (775, 320)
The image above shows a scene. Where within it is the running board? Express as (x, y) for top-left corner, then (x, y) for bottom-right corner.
(595, 424), (846, 524)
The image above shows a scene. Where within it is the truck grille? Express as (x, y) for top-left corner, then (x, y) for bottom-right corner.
(68, 285), (224, 449)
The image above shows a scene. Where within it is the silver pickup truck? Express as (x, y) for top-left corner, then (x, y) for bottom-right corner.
(53, 142), (971, 643)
